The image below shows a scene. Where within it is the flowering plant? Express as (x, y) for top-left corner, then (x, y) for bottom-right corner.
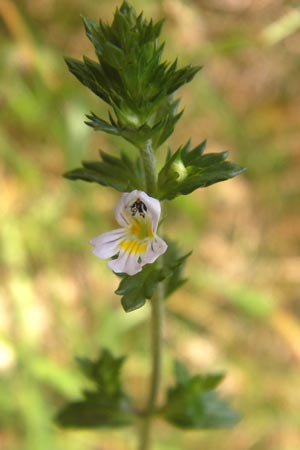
(56, 2), (244, 449)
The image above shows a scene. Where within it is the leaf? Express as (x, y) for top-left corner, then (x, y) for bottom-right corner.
(65, 57), (110, 104)
(55, 394), (132, 428)
(55, 349), (134, 429)
(115, 264), (163, 312)
(162, 241), (191, 298)
(85, 112), (119, 134)
(174, 360), (190, 385)
(162, 361), (240, 430)
(158, 140), (245, 200)
(76, 349), (124, 391)
(64, 149), (145, 193)
(115, 242), (191, 312)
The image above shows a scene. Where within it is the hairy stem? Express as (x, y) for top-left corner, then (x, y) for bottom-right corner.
(138, 284), (164, 450)
(141, 139), (158, 197)
(138, 141), (164, 450)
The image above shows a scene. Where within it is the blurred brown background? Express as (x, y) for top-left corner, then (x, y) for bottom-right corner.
(1, 0), (300, 449)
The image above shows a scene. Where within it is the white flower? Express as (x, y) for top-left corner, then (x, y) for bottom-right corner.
(90, 190), (168, 276)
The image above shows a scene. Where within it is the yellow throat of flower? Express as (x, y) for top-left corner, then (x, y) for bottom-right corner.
(118, 216), (154, 256)
(119, 239), (147, 255)
(129, 216), (154, 240)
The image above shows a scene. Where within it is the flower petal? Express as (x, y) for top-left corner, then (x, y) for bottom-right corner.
(108, 251), (142, 276)
(141, 236), (168, 265)
(138, 191), (161, 232)
(89, 228), (125, 259)
(114, 191), (136, 227)
(114, 190), (161, 232)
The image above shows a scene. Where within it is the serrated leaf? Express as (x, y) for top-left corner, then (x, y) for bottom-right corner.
(179, 161), (245, 194)
(64, 150), (144, 193)
(76, 349), (124, 392)
(65, 57), (109, 103)
(174, 360), (190, 385)
(181, 139), (206, 162)
(162, 361), (240, 430)
(158, 140), (245, 200)
(173, 361), (225, 390)
(85, 112), (119, 134)
(55, 349), (134, 429)
(116, 264), (163, 312)
(55, 394), (132, 428)
(82, 16), (104, 56)
(162, 241), (191, 298)
(102, 42), (126, 69)
(115, 242), (191, 312)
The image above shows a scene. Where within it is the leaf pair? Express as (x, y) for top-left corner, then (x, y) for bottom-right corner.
(56, 350), (240, 431)
(56, 350), (134, 428)
(64, 140), (245, 200)
(162, 361), (240, 429)
(84, 99), (182, 150)
(64, 149), (144, 193)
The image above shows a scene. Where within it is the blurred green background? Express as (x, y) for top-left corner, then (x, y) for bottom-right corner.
(1, 0), (300, 449)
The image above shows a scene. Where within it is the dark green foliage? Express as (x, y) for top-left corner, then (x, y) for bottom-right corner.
(55, 350), (134, 428)
(162, 361), (240, 429)
(163, 241), (191, 298)
(158, 140), (245, 200)
(65, 1), (201, 149)
(64, 149), (145, 192)
(115, 263), (164, 312)
(115, 241), (191, 312)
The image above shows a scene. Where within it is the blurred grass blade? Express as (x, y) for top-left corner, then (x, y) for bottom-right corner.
(261, 8), (300, 45)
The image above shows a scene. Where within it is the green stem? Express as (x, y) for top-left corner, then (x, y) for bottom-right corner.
(138, 140), (164, 450)
(138, 285), (164, 450)
(141, 139), (157, 196)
